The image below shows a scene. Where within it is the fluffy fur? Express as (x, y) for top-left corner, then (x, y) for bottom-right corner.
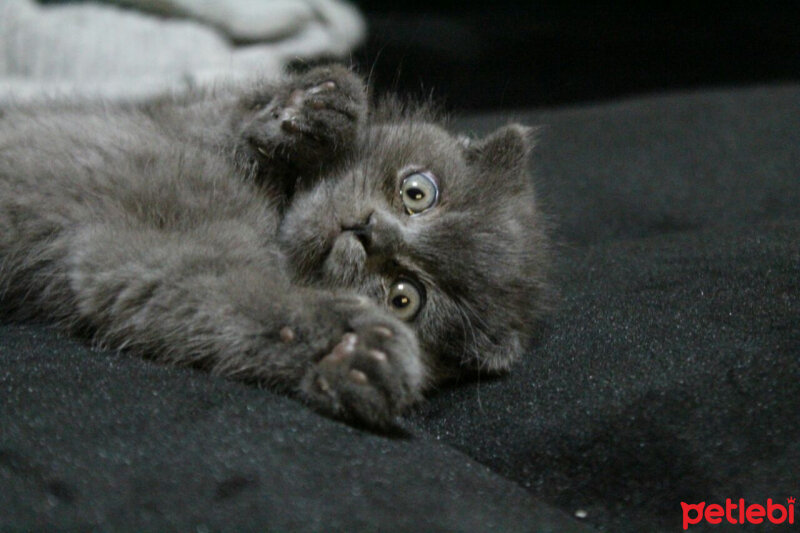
(0, 65), (551, 428)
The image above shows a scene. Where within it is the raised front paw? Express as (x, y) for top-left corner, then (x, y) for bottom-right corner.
(300, 306), (425, 429)
(241, 65), (367, 173)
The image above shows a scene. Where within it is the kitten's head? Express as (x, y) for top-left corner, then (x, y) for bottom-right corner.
(279, 103), (552, 383)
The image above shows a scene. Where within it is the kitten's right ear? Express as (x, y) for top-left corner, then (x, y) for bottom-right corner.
(465, 124), (537, 172)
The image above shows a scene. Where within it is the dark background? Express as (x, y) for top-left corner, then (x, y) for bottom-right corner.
(351, 1), (800, 110)
(5, 3), (799, 532)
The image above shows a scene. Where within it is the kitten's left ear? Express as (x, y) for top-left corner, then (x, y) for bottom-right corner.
(465, 124), (536, 172)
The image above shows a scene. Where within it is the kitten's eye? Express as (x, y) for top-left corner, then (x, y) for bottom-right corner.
(400, 171), (438, 215)
(387, 279), (424, 321)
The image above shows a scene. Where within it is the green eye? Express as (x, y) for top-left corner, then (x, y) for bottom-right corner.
(400, 171), (438, 215)
(387, 279), (424, 321)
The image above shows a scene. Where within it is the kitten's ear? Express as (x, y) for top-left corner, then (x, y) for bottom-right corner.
(465, 124), (536, 171)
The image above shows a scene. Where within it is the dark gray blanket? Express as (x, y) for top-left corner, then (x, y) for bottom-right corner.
(2, 84), (798, 532)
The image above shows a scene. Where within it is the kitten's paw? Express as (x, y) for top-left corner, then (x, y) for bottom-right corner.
(242, 65), (366, 169)
(300, 309), (424, 429)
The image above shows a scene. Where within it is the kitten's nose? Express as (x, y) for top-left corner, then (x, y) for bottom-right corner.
(342, 210), (403, 257)
(342, 212), (374, 250)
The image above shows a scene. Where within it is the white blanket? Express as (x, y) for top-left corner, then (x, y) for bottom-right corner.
(0, 0), (365, 102)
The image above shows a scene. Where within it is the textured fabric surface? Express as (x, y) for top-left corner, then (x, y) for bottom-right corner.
(2, 84), (798, 531)
(0, 323), (585, 532)
(0, 0), (364, 103)
(111, 0), (364, 44)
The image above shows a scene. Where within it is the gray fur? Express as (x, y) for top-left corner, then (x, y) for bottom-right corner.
(0, 65), (551, 428)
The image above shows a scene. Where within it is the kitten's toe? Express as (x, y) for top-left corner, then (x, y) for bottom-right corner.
(306, 80), (337, 98)
(302, 80), (360, 119)
(297, 65), (364, 105)
(301, 319), (423, 429)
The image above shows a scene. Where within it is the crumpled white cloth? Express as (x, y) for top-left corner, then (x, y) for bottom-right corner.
(0, 0), (365, 102)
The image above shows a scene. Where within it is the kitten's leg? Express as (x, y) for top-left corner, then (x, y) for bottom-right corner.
(66, 222), (424, 428)
(144, 65), (366, 196)
(298, 297), (426, 427)
(9, 64), (366, 189)
(234, 65), (367, 185)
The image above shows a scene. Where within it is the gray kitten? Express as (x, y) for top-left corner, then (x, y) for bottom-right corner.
(0, 66), (551, 428)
